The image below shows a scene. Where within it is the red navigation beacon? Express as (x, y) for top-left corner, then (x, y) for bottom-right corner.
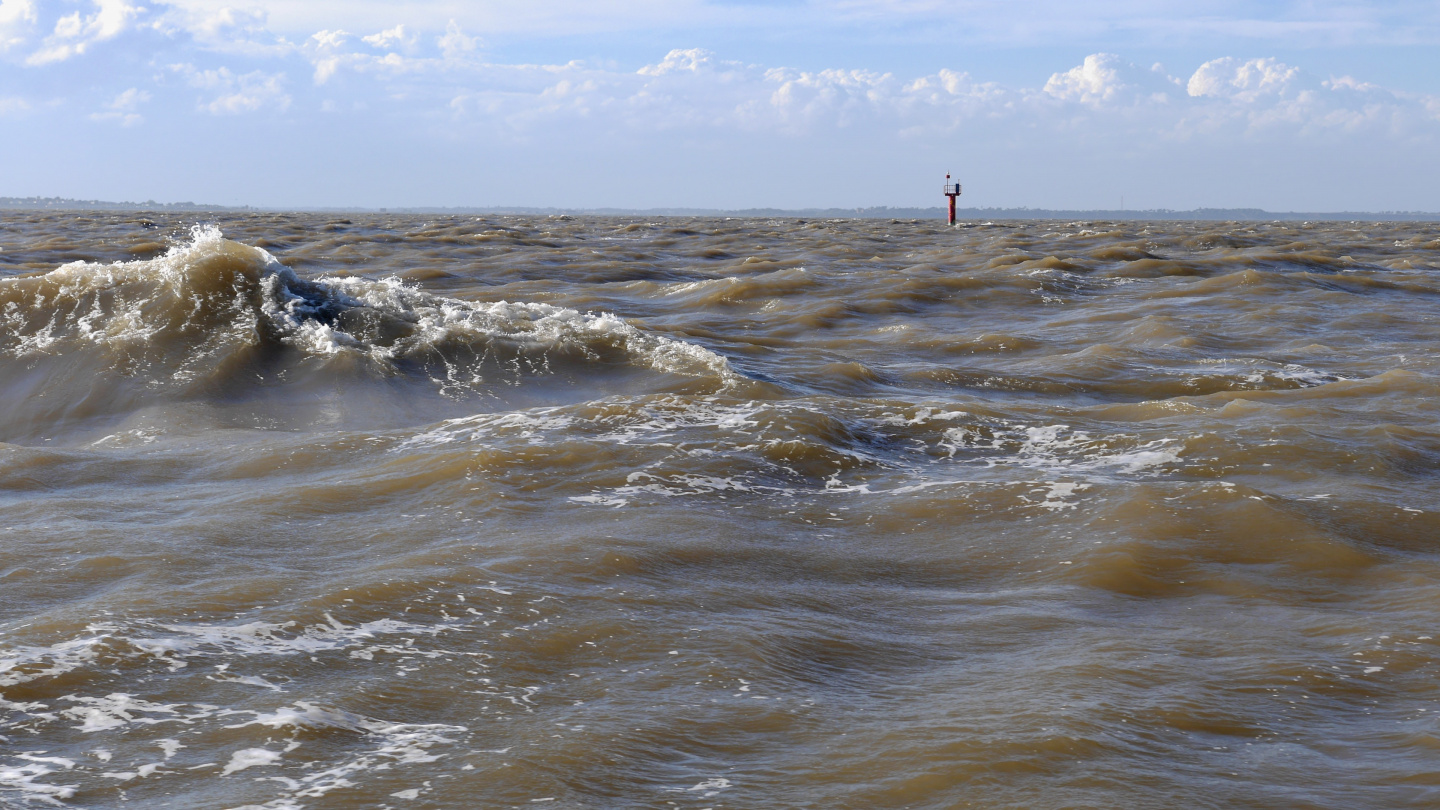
(944, 174), (963, 225)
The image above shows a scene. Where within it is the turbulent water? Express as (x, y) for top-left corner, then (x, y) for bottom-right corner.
(1, 212), (1438, 808)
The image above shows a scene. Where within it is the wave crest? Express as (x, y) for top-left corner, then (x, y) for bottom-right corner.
(0, 226), (735, 434)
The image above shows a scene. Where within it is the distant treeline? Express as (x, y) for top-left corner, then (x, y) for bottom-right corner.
(0, 196), (241, 212)
(1, 197), (1437, 221)
(418, 205), (1440, 222)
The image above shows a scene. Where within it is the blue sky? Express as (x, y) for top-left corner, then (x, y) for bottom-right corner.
(1, 0), (1437, 210)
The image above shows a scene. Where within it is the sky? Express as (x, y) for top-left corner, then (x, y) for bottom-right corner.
(0, 0), (1437, 210)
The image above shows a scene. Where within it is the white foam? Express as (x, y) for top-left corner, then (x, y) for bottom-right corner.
(400, 396), (770, 456)
(263, 271), (737, 386)
(687, 777), (732, 798)
(876, 407), (967, 427)
(226, 799), (303, 810)
(0, 224), (268, 364)
(1035, 481), (1090, 510)
(0, 629), (117, 688)
(569, 494), (629, 507)
(540, 399), (1186, 507)
(62, 693), (189, 733)
(0, 754), (78, 804)
(213, 672), (285, 691)
(943, 421), (1180, 477)
(1091, 445), (1179, 473)
(131, 613), (446, 662)
(100, 762), (164, 781)
(399, 408), (574, 450)
(222, 748), (282, 776)
(260, 707), (464, 800)
(1195, 358), (1347, 389)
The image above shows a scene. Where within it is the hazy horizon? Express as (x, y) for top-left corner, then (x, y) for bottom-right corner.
(3, 194), (1439, 220)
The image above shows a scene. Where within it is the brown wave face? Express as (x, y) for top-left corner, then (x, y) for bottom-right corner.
(1, 213), (1439, 808)
(0, 226), (739, 441)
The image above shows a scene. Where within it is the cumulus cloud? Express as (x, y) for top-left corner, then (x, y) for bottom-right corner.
(1187, 56), (1301, 100)
(158, 6), (291, 58)
(638, 47), (717, 76)
(759, 67), (904, 131)
(27, 0), (144, 65)
(90, 86), (148, 125)
(433, 48), (1440, 150)
(438, 19), (477, 61)
(307, 28), (351, 84)
(7, 1), (1420, 150)
(173, 64), (291, 114)
(0, 0), (36, 52)
(1043, 53), (1182, 106)
(363, 24), (413, 50)
(5, 13), (1437, 166)
(302, 22), (465, 84)
(1159, 55), (1440, 138)
(1045, 53), (1128, 104)
(0, 2), (1431, 210)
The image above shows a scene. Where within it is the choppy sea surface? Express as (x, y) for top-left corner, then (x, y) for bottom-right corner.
(1, 212), (1438, 808)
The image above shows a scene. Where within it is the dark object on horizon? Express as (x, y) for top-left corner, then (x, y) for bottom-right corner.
(944, 174), (963, 224)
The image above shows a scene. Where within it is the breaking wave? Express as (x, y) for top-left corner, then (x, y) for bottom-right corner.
(0, 226), (736, 437)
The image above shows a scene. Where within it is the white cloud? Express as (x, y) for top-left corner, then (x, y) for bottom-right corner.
(1166, 56), (1440, 140)
(155, 5), (293, 57)
(638, 47), (716, 76)
(1044, 54), (1181, 106)
(1044, 53), (1127, 104)
(438, 19), (477, 61)
(362, 24), (412, 50)
(2, 19), (1434, 205)
(27, 0), (144, 65)
(90, 86), (149, 125)
(174, 65), (291, 114)
(310, 28), (349, 50)
(0, 95), (29, 115)
(433, 50), (1440, 150)
(760, 67), (903, 131)
(303, 23), (460, 84)
(1187, 57), (1301, 100)
(308, 28), (351, 84)
(1324, 75), (1382, 94)
(0, 0), (36, 51)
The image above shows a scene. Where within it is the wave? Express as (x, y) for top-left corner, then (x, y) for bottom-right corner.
(0, 226), (736, 438)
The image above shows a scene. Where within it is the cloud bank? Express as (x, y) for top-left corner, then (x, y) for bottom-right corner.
(0, 1), (1435, 209)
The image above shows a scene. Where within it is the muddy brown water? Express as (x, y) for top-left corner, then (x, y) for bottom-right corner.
(1, 212), (1438, 808)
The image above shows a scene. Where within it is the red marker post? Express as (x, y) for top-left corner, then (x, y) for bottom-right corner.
(944, 174), (962, 225)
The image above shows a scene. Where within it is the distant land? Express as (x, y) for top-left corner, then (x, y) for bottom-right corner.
(2, 196), (1438, 221)
(0, 197), (241, 212)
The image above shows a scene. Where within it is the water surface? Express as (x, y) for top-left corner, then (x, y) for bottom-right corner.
(1, 212), (1438, 808)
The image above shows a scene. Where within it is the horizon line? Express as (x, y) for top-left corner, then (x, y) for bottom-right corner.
(2, 197), (1439, 221)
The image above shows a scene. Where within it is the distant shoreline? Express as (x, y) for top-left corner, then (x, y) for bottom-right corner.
(2, 197), (1438, 222)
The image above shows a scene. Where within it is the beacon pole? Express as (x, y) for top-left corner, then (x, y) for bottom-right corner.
(944, 174), (962, 225)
